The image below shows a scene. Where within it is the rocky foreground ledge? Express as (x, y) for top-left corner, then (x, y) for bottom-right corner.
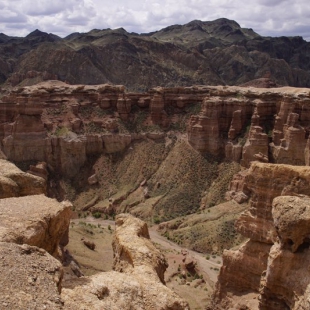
(0, 163), (189, 309)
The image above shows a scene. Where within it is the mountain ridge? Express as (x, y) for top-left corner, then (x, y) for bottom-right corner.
(0, 18), (309, 90)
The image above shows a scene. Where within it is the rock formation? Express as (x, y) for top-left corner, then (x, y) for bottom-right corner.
(187, 86), (310, 166)
(1, 82), (310, 224)
(0, 185), (188, 310)
(260, 196), (310, 309)
(212, 163), (310, 309)
(0, 159), (46, 198)
(1, 82), (310, 181)
(0, 242), (64, 309)
(0, 194), (71, 258)
(62, 214), (189, 309)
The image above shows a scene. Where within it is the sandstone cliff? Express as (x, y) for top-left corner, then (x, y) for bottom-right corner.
(212, 162), (310, 309)
(1, 82), (310, 177)
(0, 191), (71, 308)
(1, 81), (310, 228)
(0, 194), (71, 257)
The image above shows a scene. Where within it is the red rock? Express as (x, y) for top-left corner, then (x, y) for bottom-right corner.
(214, 163), (310, 309)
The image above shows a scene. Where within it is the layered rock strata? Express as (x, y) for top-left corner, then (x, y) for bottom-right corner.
(213, 163), (310, 309)
(1, 82), (310, 181)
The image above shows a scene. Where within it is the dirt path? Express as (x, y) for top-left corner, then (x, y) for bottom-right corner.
(148, 225), (222, 283)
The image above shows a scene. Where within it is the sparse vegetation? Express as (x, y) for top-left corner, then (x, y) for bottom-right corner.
(92, 212), (102, 219)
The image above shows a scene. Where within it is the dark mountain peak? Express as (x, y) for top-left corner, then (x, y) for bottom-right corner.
(212, 18), (241, 28)
(64, 32), (81, 40)
(114, 27), (128, 34)
(186, 20), (204, 27)
(0, 33), (11, 43)
(159, 24), (183, 33)
(26, 29), (48, 38)
(185, 20), (205, 32)
(25, 29), (61, 43)
(0, 18), (309, 90)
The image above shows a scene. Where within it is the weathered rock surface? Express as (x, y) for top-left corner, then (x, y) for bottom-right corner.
(62, 214), (189, 309)
(235, 163), (310, 244)
(0, 196), (187, 310)
(0, 194), (71, 257)
(0, 159), (46, 198)
(272, 196), (310, 253)
(213, 163), (310, 309)
(113, 213), (168, 283)
(1, 82), (310, 183)
(187, 86), (310, 165)
(0, 81), (310, 182)
(0, 242), (63, 310)
(260, 196), (310, 309)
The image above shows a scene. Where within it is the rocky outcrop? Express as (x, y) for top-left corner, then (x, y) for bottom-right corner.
(113, 213), (167, 284)
(0, 194), (187, 309)
(0, 159), (46, 198)
(240, 108), (269, 167)
(62, 214), (189, 309)
(0, 242), (63, 310)
(225, 169), (250, 203)
(188, 86), (310, 165)
(260, 197), (310, 309)
(0, 81), (130, 178)
(213, 163), (310, 309)
(0, 191), (70, 309)
(0, 194), (71, 257)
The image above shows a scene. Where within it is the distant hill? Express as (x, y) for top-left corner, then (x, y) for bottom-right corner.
(1, 18), (310, 90)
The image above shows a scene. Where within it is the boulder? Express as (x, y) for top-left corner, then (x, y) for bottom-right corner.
(272, 196), (310, 252)
(0, 194), (71, 258)
(0, 159), (46, 198)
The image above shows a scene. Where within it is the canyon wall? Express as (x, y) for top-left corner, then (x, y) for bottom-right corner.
(1, 80), (310, 222)
(1, 81), (310, 180)
(212, 162), (310, 309)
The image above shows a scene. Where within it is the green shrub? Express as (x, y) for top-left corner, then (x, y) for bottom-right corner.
(92, 212), (101, 219)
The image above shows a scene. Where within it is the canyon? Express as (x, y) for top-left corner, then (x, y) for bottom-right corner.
(1, 79), (310, 309)
(1, 80), (310, 249)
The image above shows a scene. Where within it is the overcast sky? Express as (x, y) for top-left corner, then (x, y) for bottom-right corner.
(1, 0), (309, 41)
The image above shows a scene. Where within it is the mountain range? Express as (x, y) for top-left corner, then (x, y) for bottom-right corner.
(1, 18), (310, 90)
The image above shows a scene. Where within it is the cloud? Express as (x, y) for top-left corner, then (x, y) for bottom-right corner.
(0, 0), (309, 41)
